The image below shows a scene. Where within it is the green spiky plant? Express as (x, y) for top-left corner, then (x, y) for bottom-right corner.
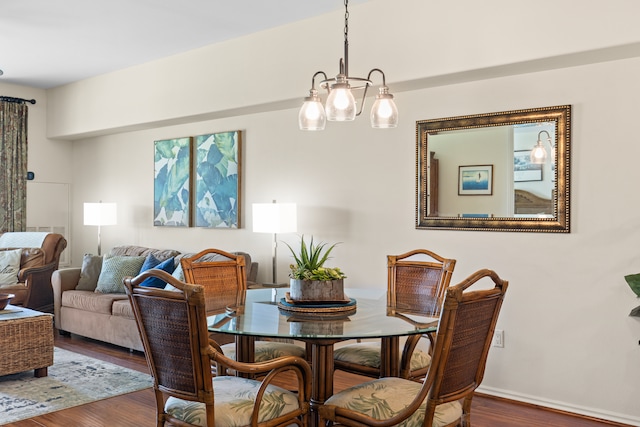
(625, 273), (640, 297)
(285, 235), (346, 281)
(624, 273), (640, 317)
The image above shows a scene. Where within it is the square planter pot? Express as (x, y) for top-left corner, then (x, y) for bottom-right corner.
(289, 278), (345, 302)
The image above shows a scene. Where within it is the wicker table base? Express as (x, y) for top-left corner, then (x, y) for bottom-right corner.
(0, 305), (54, 377)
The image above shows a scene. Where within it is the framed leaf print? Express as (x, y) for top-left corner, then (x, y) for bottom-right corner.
(193, 131), (242, 228)
(153, 137), (192, 227)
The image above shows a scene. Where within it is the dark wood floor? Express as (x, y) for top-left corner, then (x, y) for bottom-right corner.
(4, 332), (630, 427)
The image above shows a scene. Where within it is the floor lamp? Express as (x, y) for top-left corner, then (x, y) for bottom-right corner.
(83, 201), (117, 256)
(252, 200), (297, 286)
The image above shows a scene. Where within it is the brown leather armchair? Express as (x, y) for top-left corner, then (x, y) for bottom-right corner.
(0, 232), (67, 312)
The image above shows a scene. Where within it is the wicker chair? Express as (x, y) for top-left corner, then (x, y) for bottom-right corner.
(334, 249), (456, 380)
(180, 248), (248, 314)
(181, 248), (307, 365)
(124, 269), (312, 427)
(319, 269), (508, 427)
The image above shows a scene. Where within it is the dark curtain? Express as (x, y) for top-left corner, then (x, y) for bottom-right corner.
(0, 100), (29, 232)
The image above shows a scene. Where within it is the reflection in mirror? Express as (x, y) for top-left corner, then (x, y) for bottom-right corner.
(416, 105), (570, 232)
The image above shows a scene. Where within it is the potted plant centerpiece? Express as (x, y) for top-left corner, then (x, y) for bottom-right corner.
(286, 236), (347, 302)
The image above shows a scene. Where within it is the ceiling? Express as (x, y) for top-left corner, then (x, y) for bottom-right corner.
(0, 0), (369, 90)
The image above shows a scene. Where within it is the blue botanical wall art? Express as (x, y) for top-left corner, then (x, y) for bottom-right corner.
(153, 137), (192, 226)
(194, 131), (242, 228)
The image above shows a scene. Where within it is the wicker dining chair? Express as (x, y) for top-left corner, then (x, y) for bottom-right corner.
(124, 269), (312, 427)
(334, 249), (456, 381)
(181, 248), (307, 365)
(320, 269), (508, 427)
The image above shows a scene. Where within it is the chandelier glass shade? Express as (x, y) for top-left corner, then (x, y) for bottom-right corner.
(298, 0), (398, 131)
(298, 89), (326, 130)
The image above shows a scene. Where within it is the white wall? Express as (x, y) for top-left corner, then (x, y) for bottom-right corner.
(9, 0), (640, 424)
(46, 0), (640, 140)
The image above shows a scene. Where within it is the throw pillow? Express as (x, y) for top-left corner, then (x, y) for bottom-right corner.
(164, 283), (179, 291)
(0, 249), (22, 287)
(140, 256), (175, 288)
(76, 254), (103, 291)
(164, 262), (184, 291)
(172, 262), (185, 281)
(139, 253), (162, 272)
(95, 255), (145, 294)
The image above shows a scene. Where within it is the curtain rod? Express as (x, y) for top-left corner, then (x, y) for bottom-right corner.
(0, 96), (36, 105)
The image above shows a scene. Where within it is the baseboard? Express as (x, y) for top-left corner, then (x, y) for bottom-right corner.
(476, 385), (640, 426)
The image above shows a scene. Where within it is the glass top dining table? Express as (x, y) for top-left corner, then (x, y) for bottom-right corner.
(207, 287), (439, 427)
(207, 287), (438, 340)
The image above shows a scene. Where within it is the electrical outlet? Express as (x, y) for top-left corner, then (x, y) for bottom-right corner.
(492, 329), (504, 348)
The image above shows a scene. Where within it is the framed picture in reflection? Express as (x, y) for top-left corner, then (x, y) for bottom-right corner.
(458, 165), (493, 196)
(514, 150), (542, 182)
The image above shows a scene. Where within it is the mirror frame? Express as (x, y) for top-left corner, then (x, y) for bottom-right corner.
(416, 105), (571, 233)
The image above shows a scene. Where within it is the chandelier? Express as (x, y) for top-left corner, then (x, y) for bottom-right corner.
(298, 0), (398, 131)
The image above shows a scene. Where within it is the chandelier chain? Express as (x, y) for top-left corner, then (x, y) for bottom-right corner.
(344, 0), (349, 44)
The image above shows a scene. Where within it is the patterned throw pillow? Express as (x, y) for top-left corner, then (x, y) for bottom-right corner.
(76, 254), (103, 291)
(95, 255), (145, 294)
(140, 256), (175, 288)
(0, 249), (22, 287)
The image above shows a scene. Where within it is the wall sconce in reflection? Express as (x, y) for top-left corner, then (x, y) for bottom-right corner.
(530, 130), (555, 165)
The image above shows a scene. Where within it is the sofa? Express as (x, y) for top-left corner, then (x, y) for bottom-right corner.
(0, 232), (68, 312)
(52, 245), (257, 351)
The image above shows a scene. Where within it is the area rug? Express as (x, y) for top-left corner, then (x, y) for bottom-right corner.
(0, 347), (152, 425)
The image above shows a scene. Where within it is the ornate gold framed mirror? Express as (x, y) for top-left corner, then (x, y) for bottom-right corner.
(416, 105), (570, 232)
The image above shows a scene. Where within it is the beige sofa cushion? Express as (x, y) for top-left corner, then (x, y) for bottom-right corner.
(62, 289), (128, 315)
(112, 299), (135, 319)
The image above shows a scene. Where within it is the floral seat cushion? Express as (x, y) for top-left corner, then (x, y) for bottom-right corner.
(334, 341), (431, 372)
(221, 341), (306, 362)
(165, 376), (302, 427)
(324, 377), (462, 427)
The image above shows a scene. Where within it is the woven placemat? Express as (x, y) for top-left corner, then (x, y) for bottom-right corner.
(278, 296), (357, 316)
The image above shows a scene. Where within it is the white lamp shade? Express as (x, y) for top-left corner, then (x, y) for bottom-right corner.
(84, 202), (117, 226)
(252, 203), (297, 233)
